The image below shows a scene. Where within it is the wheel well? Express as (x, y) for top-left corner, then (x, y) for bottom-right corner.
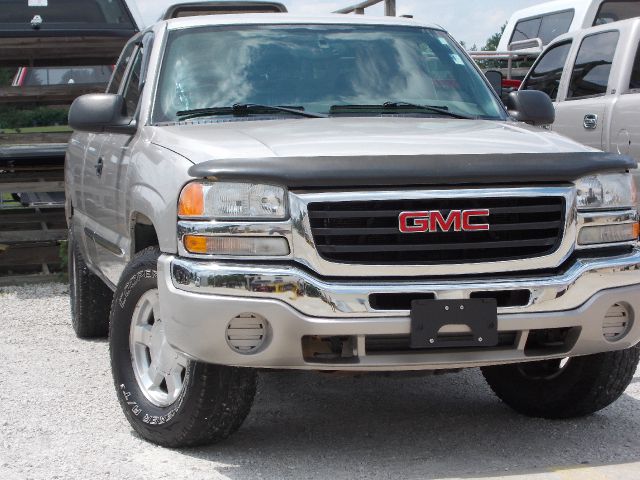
(132, 215), (159, 253)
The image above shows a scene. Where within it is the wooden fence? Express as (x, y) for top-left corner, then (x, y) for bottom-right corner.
(0, 34), (122, 284)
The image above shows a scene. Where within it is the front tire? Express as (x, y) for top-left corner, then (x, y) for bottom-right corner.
(482, 347), (640, 419)
(109, 247), (257, 448)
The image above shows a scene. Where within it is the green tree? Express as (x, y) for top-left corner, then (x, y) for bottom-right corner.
(477, 23), (507, 69)
(483, 23), (507, 52)
(0, 68), (14, 86)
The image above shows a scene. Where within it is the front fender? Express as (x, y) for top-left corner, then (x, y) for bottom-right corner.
(126, 142), (194, 255)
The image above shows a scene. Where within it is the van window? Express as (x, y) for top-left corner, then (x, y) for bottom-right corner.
(568, 31), (619, 99)
(630, 42), (640, 91)
(523, 41), (572, 100)
(511, 17), (541, 44)
(538, 11), (575, 44)
(510, 10), (574, 46)
(594, 1), (640, 26)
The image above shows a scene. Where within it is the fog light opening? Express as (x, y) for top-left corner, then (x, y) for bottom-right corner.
(226, 313), (269, 354)
(578, 224), (636, 245)
(603, 303), (633, 342)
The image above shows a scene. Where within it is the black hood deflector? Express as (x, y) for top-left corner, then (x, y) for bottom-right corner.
(188, 152), (636, 188)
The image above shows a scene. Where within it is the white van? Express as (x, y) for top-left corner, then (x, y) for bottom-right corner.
(498, 0), (640, 52)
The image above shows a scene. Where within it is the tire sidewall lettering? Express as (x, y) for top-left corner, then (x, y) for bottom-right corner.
(113, 263), (188, 428)
(118, 269), (157, 309)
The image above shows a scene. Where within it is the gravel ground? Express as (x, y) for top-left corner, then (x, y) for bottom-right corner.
(1, 282), (640, 480)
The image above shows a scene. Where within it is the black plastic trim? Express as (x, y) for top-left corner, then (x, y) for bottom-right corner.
(84, 228), (124, 256)
(188, 152), (636, 188)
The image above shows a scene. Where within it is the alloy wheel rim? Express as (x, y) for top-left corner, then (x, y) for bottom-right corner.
(129, 289), (188, 407)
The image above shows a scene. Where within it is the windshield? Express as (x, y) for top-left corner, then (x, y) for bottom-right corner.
(153, 24), (505, 123)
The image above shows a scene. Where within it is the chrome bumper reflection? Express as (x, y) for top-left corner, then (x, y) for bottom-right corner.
(164, 249), (640, 318)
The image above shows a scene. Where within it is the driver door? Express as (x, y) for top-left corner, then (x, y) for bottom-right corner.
(81, 36), (142, 285)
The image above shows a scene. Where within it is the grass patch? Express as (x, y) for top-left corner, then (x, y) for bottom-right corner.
(0, 125), (72, 134)
(0, 193), (20, 207)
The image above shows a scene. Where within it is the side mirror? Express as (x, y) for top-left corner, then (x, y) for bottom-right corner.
(505, 90), (555, 126)
(68, 93), (136, 135)
(485, 70), (503, 98)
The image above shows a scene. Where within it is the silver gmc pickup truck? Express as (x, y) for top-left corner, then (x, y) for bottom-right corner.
(66, 13), (640, 448)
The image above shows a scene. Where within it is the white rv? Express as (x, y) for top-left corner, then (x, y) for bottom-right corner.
(498, 0), (640, 52)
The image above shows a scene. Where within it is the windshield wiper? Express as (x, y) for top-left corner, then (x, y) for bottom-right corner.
(330, 102), (475, 119)
(176, 103), (327, 120)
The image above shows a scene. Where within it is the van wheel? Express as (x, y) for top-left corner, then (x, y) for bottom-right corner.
(69, 226), (113, 338)
(481, 347), (640, 419)
(110, 247), (257, 448)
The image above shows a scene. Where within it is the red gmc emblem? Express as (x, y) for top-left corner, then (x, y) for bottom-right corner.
(399, 209), (490, 233)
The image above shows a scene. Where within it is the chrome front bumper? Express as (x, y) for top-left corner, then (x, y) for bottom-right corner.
(158, 250), (640, 371)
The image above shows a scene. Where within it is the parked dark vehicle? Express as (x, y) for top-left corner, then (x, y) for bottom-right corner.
(0, 0), (140, 38)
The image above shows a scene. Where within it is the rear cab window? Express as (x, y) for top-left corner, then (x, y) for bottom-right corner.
(0, 0), (137, 35)
(567, 30), (620, 100)
(21, 66), (112, 86)
(523, 41), (572, 100)
(594, 1), (640, 26)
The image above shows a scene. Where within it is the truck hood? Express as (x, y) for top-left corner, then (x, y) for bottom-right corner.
(150, 117), (595, 162)
(148, 118), (635, 187)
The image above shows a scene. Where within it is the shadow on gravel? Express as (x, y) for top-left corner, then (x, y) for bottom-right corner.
(183, 369), (640, 480)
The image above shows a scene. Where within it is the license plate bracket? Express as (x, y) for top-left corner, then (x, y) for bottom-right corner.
(410, 299), (498, 349)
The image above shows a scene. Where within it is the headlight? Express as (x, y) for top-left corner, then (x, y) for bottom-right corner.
(179, 181), (288, 219)
(575, 173), (636, 210)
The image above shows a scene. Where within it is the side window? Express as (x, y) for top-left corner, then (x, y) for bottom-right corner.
(538, 11), (574, 44)
(122, 49), (143, 118)
(567, 31), (619, 100)
(107, 42), (136, 94)
(594, 1), (640, 26)
(630, 42), (640, 91)
(523, 41), (572, 100)
(511, 17), (541, 44)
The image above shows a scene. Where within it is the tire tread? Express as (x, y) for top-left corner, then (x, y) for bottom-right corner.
(69, 227), (113, 338)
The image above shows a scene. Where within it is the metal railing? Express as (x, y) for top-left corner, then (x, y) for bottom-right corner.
(468, 38), (543, 79)
(334, 0), (397, 16)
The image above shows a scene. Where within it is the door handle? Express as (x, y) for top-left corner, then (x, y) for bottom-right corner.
(584, 114), (598, 130)
(95, 157), (104, 177)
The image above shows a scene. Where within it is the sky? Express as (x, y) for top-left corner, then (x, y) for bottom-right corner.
(136, 0), (548, 47)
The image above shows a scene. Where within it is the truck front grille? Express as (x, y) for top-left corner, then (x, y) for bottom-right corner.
(308, 196), (565, 264)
